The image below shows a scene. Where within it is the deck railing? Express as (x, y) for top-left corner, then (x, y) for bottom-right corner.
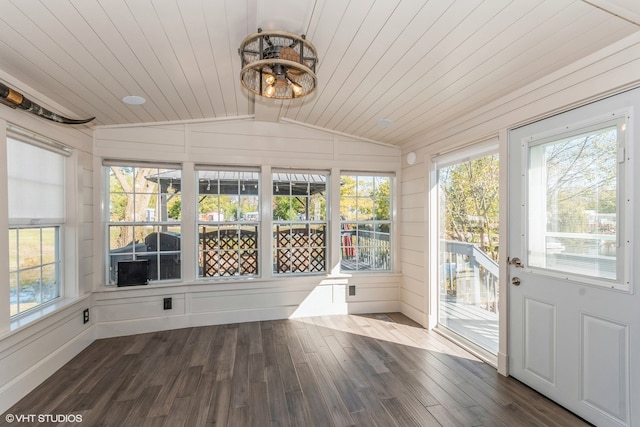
(341, 229), (391, 270)
(441, 240), (499, 314)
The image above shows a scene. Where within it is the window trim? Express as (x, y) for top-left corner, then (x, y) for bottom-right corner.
(521, 115), (629, 290)
(104, 163), (183, 285)
(99, 163), (400, 287)
(272, 169), (329, 276)
(339, 173), (394, 273)
(6, 131), (68, 318)
(195, 167), (261, 280)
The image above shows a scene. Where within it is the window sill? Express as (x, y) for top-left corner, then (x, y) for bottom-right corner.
(96, 271), (401, 291)
(337, 270), (395, 275)
(7, 295), (90, 336)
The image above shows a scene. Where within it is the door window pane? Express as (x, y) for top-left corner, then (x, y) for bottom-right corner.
(528, 125), (619, 281)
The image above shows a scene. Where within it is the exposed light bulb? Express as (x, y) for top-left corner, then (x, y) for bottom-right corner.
(290, 81), (303, 96)
(264, 73), (276, 85)
(206, 179), (211, 191)
(264, 84), (275, 97)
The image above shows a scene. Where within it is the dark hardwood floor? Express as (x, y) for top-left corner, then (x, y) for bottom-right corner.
(1, 313), (590, 426)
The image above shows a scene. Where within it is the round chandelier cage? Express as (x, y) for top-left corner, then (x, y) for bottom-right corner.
(239, 29), (318, 99)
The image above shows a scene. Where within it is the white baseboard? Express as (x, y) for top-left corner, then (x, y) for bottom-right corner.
(95, 301), (399, 339)
(497, 351), (509, 376)
(0, 326), (94, 414)
(94, 306), (298, 339)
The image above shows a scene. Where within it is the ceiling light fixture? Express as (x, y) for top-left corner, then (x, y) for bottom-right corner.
(122, 95), (146, 105)
(239, 28), (318, 99)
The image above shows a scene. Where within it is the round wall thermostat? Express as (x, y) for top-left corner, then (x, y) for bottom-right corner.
(407, 152), (417, 165)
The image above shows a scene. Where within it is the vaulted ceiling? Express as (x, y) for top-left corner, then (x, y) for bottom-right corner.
(1, 0), (639, 147)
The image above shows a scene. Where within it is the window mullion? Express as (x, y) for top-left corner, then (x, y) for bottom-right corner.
(261, 165), (272, 279)
(329, 168), (341, 274)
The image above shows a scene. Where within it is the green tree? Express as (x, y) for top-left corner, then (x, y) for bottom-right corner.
(273, 196), (303, 220)
(544, 129), (617, 234)
(373, 177), (391, 219)
(440, 154), (499, 261)
(339, 176), (358, 220)
(167, 197), (181, 220)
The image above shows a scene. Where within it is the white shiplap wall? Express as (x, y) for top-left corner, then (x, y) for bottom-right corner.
(93, 118), (402, 339)
(398, 31), (640, 373)
(0, 105), (94, 413)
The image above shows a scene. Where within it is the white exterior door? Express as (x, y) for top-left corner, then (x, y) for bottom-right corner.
(508, 90), (640, 427)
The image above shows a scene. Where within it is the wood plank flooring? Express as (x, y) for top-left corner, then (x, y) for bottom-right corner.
(1, 313), (591, 427)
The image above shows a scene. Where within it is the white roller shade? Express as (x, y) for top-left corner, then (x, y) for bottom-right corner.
(8, 137), (65, 223)
(432, 137), (499, 168)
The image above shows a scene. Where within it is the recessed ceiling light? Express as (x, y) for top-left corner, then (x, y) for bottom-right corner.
(122, 95), (146, 105)
(377, 118), (393, 127)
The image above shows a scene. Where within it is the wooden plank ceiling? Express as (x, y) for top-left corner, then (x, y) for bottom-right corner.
(0, 0), (638, 147)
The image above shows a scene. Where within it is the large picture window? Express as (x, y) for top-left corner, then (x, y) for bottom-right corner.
(8, 136), (65, 315)
(197, 168), (260, 278)
(272, 171), (327, 274)
(106, 164), (182, 284)
(340, 174), (392, 271)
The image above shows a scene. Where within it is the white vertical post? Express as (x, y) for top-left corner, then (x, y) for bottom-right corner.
(0, 120), (9, 331)
(181, 161), (196, 283)
(261, 165), (272, 278)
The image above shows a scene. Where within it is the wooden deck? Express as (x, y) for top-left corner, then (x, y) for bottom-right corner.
(440, 297), (499, 354)
(1, 313), (588, 426)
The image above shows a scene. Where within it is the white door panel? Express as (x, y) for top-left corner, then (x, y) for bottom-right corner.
(508, 89), (640, 427)
(523, 297), (556, 385)
(580, 313), (629, 422)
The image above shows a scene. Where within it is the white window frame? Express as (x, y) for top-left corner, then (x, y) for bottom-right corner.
(272, 169), (329, 275)
(6, 131), (69, 317)
(196, 166), (261, 280)
(339, 173), (394, 273)
(104, 162), (183, 285)
(521, 113), (629, 290)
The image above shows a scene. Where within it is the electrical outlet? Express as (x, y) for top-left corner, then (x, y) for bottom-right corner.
(83, 308), (89, 324)
(163, 297), (172, 310)
(348, 285), (356, 296)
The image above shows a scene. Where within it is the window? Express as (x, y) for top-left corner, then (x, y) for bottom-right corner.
(197, 169), (259, 278)
(106, 165), (181, 284)
(273, 171), (327, 274)
(340, 174), (392, 271)
(8, 137), (65, 316)
(435, 145), (499, 355)
(527, 121), (623, 282)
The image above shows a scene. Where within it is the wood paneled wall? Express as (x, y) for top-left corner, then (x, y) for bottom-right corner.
(0, 102), (94, 413)
(397, 32), (640, 372)
(93, 118), (402, 339)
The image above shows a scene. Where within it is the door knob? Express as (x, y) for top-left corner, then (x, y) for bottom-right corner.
(511, 277), (521, 286)
(508, 257), (524, 268)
